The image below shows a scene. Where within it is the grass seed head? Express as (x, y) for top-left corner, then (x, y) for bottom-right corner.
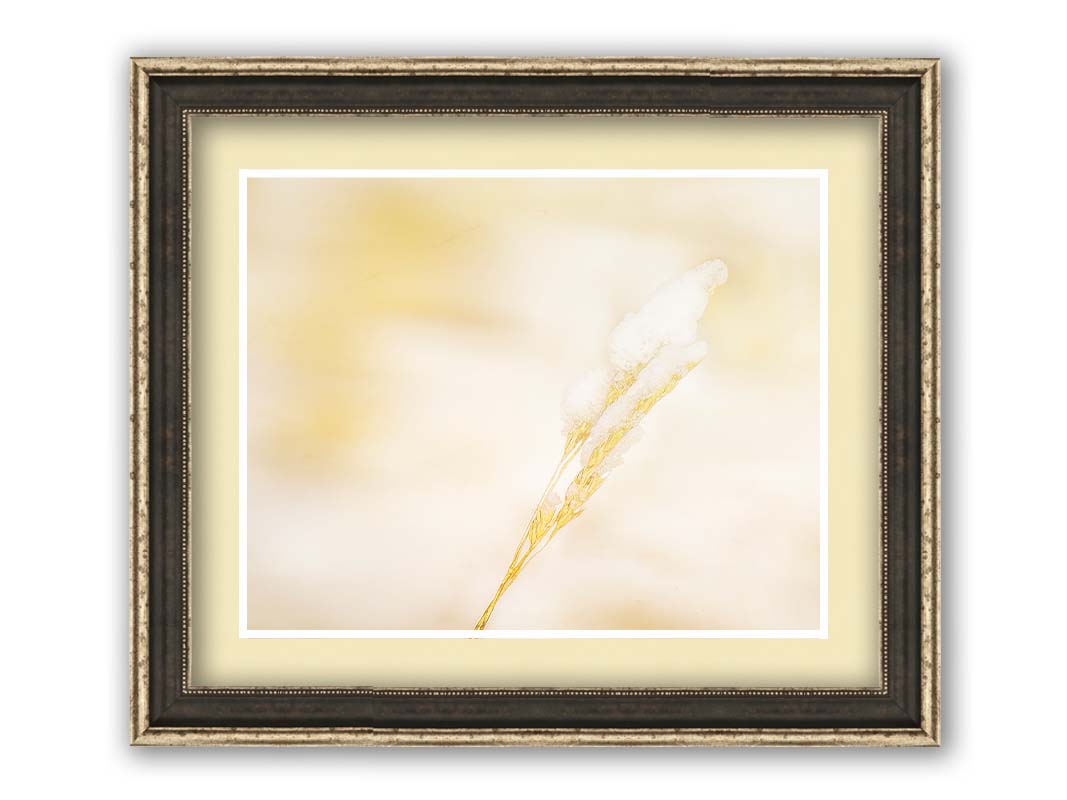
(476, 259), (727, 629)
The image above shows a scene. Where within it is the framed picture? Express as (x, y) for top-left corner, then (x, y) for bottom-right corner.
(129, 57), (940, 746)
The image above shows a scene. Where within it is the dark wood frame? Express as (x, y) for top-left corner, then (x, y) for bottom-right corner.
(129, 57), (940, 746)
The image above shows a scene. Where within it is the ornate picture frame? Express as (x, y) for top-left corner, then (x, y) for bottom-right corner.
(129, 57), (940, 746)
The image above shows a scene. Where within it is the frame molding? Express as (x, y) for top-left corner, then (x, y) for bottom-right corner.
(130, 57), (940, 746)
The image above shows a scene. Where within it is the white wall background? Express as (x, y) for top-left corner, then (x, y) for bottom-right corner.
(2, 0), (1062, 795)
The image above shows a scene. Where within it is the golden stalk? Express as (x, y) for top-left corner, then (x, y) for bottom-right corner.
(473, 361), (699, 630)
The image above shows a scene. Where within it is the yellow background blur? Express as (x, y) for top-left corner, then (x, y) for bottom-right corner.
(246, 175), (821, 630)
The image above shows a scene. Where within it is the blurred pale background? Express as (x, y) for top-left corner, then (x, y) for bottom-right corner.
(246, 176), (820, 630)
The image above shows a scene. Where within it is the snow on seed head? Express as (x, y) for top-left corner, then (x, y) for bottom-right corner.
(586, 426), (645, 472)
(542, 491), (562, 513)
(583, 342), (706, 458)
(560, 365), (613, 435)
(607, 260), (727, 372)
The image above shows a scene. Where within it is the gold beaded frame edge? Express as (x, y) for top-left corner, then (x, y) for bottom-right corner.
(129, 57), (940, 746)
